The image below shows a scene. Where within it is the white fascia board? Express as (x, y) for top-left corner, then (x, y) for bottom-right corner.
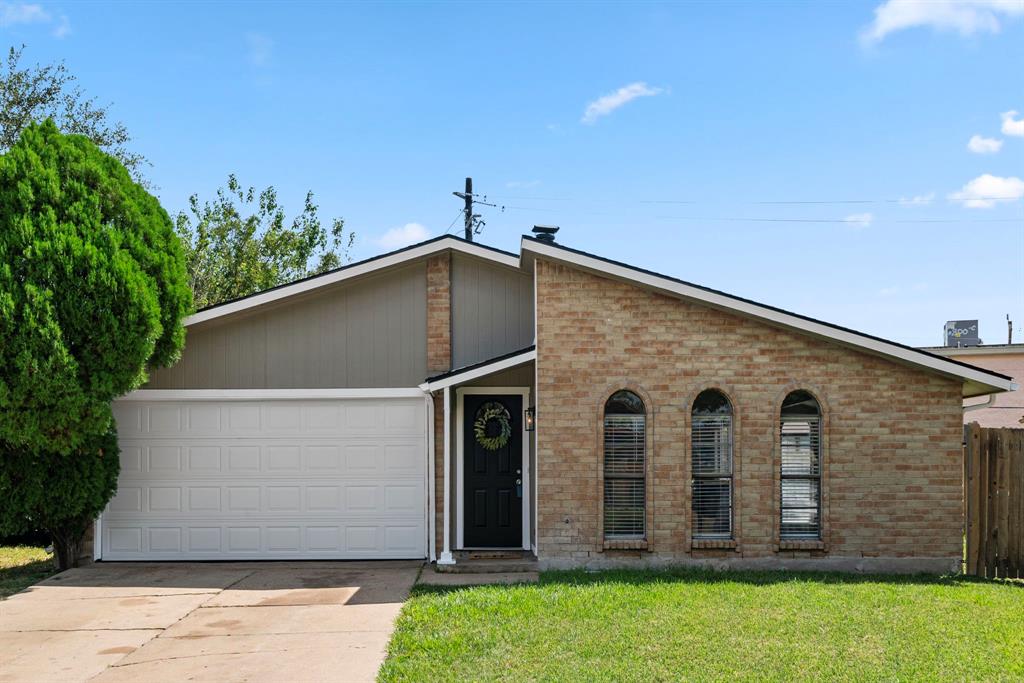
(421, 350), (537, 393)
(119, 388), (427, 401)
(522, 239), (1014, 397)
(185, 237), (520, 326)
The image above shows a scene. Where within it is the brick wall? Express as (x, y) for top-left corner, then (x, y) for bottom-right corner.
(426, 252), (452, 559)
(535, 259), (963, 572)
(426, 253), (452, 375)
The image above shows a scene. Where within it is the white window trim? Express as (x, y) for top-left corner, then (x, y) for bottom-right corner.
(456, 386), (532, 551)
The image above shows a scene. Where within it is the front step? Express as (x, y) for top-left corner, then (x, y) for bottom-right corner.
(436, 551), (538, 574)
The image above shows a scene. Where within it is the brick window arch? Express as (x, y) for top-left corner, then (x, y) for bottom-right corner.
(691, 389), (734, 539)
(780, 390), (823, 540)
(603, 390), (646, 540)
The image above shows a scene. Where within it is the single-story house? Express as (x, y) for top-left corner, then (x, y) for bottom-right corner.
(90, 228), (1015, 572)
(922, 343), (1024, 428)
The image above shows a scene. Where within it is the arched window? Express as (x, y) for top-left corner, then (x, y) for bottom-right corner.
(603, 390), (646, 540)
(691, 389), (733, 539)
(780, 390), (822, 540)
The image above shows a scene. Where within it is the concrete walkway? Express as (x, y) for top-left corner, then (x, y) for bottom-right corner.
(0, 561), (421, 683)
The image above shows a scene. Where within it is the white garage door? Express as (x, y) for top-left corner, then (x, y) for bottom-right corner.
(101, 393), (428, 560)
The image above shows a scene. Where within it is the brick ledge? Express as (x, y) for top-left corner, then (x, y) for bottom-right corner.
(778, 540), (826, 551)
(691, 538), (738, 551)
(603, 539), (648, 551)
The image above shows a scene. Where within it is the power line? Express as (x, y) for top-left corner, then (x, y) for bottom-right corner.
(489, 193), (1024, 206)
(443, 208), (466, 235)
(497, 203), (1020, 224)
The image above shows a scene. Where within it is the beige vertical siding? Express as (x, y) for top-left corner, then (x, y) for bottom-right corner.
(146, 263), (427, 389)
(451, 253), (534, 368)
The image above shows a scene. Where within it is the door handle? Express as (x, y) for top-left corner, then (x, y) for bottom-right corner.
(515, 478), (522, 498)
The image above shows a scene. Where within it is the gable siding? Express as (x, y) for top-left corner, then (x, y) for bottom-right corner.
(146, 263), (427, 389)
(451, 253), (534, 368)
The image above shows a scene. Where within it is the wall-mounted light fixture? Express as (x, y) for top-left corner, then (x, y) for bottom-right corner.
(524, 406), (536, 432)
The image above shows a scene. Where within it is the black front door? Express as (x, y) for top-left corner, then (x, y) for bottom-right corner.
(463, 393), (523, 548)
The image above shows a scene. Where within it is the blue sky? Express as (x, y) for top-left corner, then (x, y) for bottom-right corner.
(2, 0), (1022, 346)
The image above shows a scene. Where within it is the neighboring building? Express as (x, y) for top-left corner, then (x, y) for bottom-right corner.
(922, 344), (1024, 428)
(92, 230), (1013, 574)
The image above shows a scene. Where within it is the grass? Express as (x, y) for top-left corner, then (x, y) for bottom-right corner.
(380, 568), (1024, 681)
(0, 545), (55, 600)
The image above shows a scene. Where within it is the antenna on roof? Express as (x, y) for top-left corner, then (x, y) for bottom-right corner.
(452, 177), (503, 242)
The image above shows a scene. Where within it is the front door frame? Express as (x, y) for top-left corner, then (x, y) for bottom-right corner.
(456, 386), (531, 550)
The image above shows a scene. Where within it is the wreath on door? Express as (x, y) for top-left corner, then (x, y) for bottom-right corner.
(473, 402), (512, 451)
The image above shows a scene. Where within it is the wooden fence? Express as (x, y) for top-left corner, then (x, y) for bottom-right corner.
(964, 423), (1024, 578)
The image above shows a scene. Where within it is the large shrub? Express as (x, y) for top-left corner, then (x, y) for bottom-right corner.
(0, 121), (190, 568)
(0, 120), (191, 454)
(0, 430), (120, 569)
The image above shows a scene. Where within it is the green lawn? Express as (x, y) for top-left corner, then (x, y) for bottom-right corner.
(0, 546), (55, 600)
(380, 569), (1024, 681)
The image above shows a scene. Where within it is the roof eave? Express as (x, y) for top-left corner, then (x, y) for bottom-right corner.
(185, 235), (521, 327)
(521, 236), (1014, 399)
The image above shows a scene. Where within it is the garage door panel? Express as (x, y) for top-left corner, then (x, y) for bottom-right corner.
(104, 482), (424, 517)
(115, 440), (423, 478)
(102, 519), (425, 559)
(104, 396), (427, 561)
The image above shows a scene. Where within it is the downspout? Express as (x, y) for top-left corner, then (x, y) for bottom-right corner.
(424, 391), (436, 563)
(963, 393), (997, 415)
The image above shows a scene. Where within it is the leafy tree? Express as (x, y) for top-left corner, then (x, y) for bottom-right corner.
(0, 45), (145, 179)
(0, 122), (191, 567)
(175, 174), (354, 309)
(0, 429), (120, 569)
(0, 120), (190, 454)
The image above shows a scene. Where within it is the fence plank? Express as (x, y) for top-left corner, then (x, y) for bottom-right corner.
(983, 430), (991, 581)
(1012, 430), (1023, 579)
(966, 423), (982, 575)
(997, 429), (1010, 578)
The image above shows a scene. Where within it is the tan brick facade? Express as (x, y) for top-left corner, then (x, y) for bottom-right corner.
(534, 259), (963, 572)
(426, 253), (452, 559)
(426, 253), (452, 375)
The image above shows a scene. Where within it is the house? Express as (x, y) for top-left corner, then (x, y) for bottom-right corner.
(921, 343), (1024, 428)
(90, 228), (1014, 573)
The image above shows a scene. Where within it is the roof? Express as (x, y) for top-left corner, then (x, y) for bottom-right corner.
(518, 236), (1014, 399)
(421, 346), (536, 392)
(179, 230), (1014, 399)
(185, 235), (519, 326)
(921, 344), (1024, 357)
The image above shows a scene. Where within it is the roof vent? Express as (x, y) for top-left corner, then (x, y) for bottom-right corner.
(532, 225), (559, 243)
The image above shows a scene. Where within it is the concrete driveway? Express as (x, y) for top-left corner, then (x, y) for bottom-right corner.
(0, 561), (421, 683)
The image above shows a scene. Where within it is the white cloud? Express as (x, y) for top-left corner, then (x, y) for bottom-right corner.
(1001, 110), (1024, 137)
(898, 192), (935, 206)
(51, 12), (68, 38)
(967, 134), (1003, 153)
(844, 212), (874, 228)
(245, 32), (273, 67)
(860, 0), (1024, 45)
(949, 173), (1024, 208)
(0, 2), (67, 36)
(0, 2), (48, 26)
(375, 223), (430, 249)
(505, 180), (541, 189)
(581, 82), (664, 124)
